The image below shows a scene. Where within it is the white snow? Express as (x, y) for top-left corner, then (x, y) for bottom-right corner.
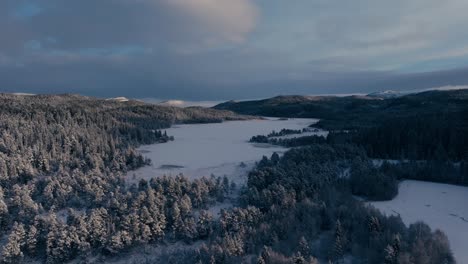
(139, 98), (223, 107)
(368, 85), (468, 99)
(126, 118), (318, 185)
(106, 97), (129, 102)
(370, 180), (468, 263)
(157, 100), (186, 107)
(10, 92), (35, 96)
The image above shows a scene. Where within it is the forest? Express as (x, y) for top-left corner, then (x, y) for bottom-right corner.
(248, 128), (468, 201)
(0, 94), (248, 263)
(0, 92), (461, 263)
(110, 145), (454, 263)
(230, 90), (468, 189)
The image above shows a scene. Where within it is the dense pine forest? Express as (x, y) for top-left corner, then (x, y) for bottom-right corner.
(0, 93), (249, 183)
(0, 94), (248, 263)
(0, 92), (463, 263)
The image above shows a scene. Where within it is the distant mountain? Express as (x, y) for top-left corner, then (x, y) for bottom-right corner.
(214, 89), (468, 130)
(106, 96), (130, 102)
(367, 90), (404, 98)
(367, 85), (468, 99)
(158, 100), (186, 107)
(1, 93), (252, 124)
(214, 94), (379, 119)
(150, 99), (222, 108)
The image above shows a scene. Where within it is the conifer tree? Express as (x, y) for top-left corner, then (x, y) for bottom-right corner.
(26, 225), (38, 256)
(298, 236), (310, 257)
(1, 222), (26, 263)
(330, 220), (346, 263)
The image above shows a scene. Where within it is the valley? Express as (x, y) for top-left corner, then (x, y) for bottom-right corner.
(126, 118), (318, 184)
(0, 91), (466, 263)
(4, 2), (468, 263)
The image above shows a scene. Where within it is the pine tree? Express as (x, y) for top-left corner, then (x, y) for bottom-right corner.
(179, 194), (193, 217)
(197, 210), (213, 239)
(107, 230), (131, 253)
(293, 252), (306, 264)
(298, 236), (310, 257)
(139, 223), (152, 242)
(223, 234), (244, 256)
(108, 231), (124, 253)
(171, 201), (184, 238)
(87, 208), (109, 247)
(385, 233), (401, 264)
(181, 217), (197, 241)
(26, 225), (38, 256)
(256, 255), (266, 264)
(368, 216), (381, 235)
(330, 220), (346, 263)
(210, 255), (216, 264)
(261, 246), (271, 262)
(271, 152), (280, 164)
(1, 222), (26, 263)
(0, 188), (8, 229)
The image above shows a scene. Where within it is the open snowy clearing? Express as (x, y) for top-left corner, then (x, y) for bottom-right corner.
(370, 180), (468, 263)
(126, 118), (319, 185)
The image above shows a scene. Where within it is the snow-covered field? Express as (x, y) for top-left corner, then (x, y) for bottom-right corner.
(127, 118), (319, 185)
(371, 180), (468, 263)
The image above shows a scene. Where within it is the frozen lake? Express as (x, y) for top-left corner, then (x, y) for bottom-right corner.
(127, 118), (319, 185)
(371, 180), (468, 263)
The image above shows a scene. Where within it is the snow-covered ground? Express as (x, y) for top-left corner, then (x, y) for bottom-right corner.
(126, 118), (319, 185)
(370, 180), (468, 263)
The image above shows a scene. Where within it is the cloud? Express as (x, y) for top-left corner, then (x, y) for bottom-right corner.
(254, 0), (468, 71)
(1, 0), (468, 99)
(0, 0), (257, 56)
(165, 0), (257, 45)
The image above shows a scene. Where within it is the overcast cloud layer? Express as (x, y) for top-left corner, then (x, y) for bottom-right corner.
(1, 0), (468, 99)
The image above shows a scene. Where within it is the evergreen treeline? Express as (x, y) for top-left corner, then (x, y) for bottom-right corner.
(377, 160), (468, 187)
(355, 112), (468, 161)
(267, 128), (304, 137)
(250, 134), (327, 147)
(250, 128), (305, 143)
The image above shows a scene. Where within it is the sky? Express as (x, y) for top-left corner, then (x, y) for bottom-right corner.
(1, 0), (468, 100)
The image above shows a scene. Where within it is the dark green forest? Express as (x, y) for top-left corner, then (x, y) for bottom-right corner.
(216, 90), (468, 161)
(221, 90), (468, 184)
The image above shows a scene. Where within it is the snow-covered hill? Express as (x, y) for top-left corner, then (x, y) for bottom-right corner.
(106, 96), (130, 102)
(368, 85), (468, 98)
(158, 100), (186, 107)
